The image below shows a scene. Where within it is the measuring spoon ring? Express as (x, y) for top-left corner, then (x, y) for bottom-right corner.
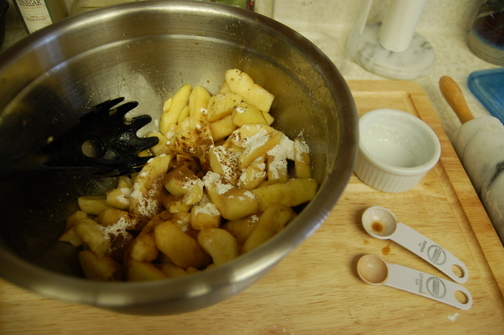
(361, 206), (469, 283)
(357, 254), (472, 310)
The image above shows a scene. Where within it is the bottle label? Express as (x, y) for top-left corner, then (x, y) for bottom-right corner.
(16, 0), (53, 33)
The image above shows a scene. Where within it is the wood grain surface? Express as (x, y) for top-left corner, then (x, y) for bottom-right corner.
(1, 80), (503, 335)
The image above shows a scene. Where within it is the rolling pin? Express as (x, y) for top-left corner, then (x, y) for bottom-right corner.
(440, 76), (504, 245)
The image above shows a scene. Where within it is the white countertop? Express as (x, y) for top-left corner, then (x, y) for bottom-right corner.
(271, 0), (501, 143)
(1, 0), (501, 143)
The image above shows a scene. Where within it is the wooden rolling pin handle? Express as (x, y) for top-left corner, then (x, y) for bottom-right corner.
(439, 76), (474, 124)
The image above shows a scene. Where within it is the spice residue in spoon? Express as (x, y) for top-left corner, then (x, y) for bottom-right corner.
(371, 221), (384, 233)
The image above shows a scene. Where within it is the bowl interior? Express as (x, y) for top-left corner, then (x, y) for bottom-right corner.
(0, 2), (357, 313)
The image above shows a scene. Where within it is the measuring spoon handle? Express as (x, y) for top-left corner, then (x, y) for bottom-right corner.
(386, 262), (472, 310)
(390, 223), (469, 283)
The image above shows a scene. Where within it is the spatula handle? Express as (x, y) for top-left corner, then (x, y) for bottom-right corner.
(439, 76), (474, 124)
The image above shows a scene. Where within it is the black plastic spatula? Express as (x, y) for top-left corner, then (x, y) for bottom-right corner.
(1, 98), (159, 177)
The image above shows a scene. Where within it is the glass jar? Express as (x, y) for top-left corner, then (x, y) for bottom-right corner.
(468, 0), (504, 65)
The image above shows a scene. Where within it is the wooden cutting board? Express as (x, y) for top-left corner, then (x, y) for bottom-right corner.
(1, 80), (503, 334)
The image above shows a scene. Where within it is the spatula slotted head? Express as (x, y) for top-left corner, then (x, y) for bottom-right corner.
(43, 98), (159, 176)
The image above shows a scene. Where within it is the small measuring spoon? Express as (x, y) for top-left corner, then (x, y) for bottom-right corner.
(361, 206), (469, 283)
(357, 254), (472, 310)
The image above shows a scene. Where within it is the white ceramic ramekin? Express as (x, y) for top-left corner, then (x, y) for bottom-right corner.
(354, 108), (441, 193)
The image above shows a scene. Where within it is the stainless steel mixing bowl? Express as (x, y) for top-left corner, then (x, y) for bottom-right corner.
(0, 1), (357, 315)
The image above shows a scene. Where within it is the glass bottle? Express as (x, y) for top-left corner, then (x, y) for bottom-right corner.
(253, 0), (274, 17)
(13, 0), (68, 34)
